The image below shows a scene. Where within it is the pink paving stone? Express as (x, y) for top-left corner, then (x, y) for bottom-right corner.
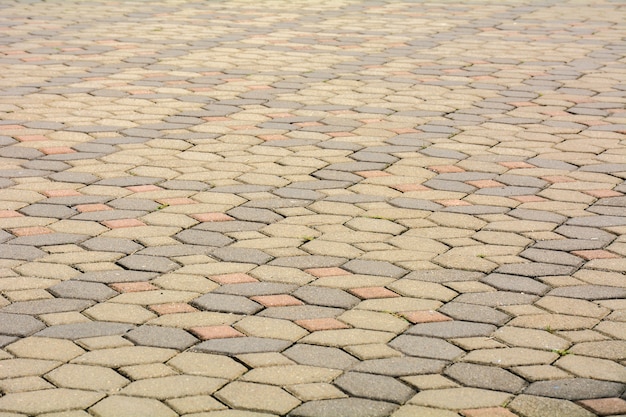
(578, 398), (626, 416)
(461, 407), (518, 417)
(190, 325), (244, 340)
(355, 170), (392, 178)
(0, 124), (24, 130)
(15, 135), (47, 142)
(466, 180), (505, 188)
(102, 218), (146, 228)
(0, 210), (23, 218)
(437, 199), (472, 207)
(149, 303), (198, 315)
(250, 294), (303, 307)
(126, 185), (163, 193)
(583, 189), (623, 198)
(40, 147), (76, 155)
(349, 287), (400, 299)
(157, 197), (196, 206)
(192, 213), (234, 222)
(75, 204), (112, 213)
(401, 310), (453, 324)
(295, 318), (350, 332)
(43, 189), (82, 197)
(110, 282), (158, 293)
(209, 273), (258, 284)
(572, 250), (620, 260)
(542, 175), (575, 183)
(429, 165), (465, 173)
(11, 226), (53, 236)
(295, 122), (323, 127)
(511, 195), (547, 203)
(305, 267), (351, 278)
(392, 183), (431, 192)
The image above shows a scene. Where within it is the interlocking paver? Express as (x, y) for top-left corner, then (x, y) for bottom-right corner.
(1, 1), (625, 415)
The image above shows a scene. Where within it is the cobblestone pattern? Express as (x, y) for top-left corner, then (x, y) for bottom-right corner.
(0, 0), (625, 416)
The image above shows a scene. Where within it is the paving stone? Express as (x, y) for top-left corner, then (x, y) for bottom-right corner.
(89, 395), (177, 417)
(389, 335), (464, 360)
(0, 389), (105, 415)
(407, 321), (496, 339)
(409, 388), (512, 410)
(116, 254), (180, 273)
(36, 322), (134, 339)
(192, 293), (263, 315)
(292, 286), (360, 309)
(46, 364), (129, 391)
(124, 325), (198, 350)
(193, 337), (292, 356)
(480, 273), (550, 295)
(47, 281), (117, 301)
(76, 270), (156, 284)
(353, 357), (447, 376)
(334, 371), (415, 404)
(167, 352), (247, 379)
(444, 363), (527, 394)
(525, 378), (625, 400)
(342, 259), (407, 278)
(1, 299), (94, 315)
(0, 313), (45, 336)
(283, 344), (358, 370)
(555, 355), (626, 383)
(215, 381), (300, 415)
(289, 398), (398, 417)
(509, 395), (595, 417)
(437, 302), (510, 326)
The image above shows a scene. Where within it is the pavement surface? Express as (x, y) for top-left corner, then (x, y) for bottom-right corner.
(0, 0), (624, 416)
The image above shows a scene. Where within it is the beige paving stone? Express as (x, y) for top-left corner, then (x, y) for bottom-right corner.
(338, 310), (410, 333)
(556, 354), (626, 383)
(215, 381), (300, 415)
(46, 364), (130, 392)
(83, 303), (157, 324)
(356, 297), (442, 313)
(449, 337), (507, 351)
(168, 352), (247, 379)
(237, 352), (296, 369)
(234, 316), (308, 341)
(75, 335), (134, 351)
(166, 395), (227, 414)
(249, 265), (315, 285)
(241, 365), (341, 386)
(178, 262), (255, 277)
(409, 387), (512, 410)
(508, 314), (599, 331)
(392, 405), (462, 417)
(493, 327), (570, 351)
(71, 346), (177, 368)
(344, 343), (402, 360)
(512, 365), (573, 382)
(0, 277), (57, 291)
(0, 376), (54, 393)
(120, 375), (227, 399)
(152, 273), (219, 292)
(535, 296), (610, 318)
(286, 383), (348, 401)
(312, 274), (396, 289)
(0, 389), (105, 415)
(299, 328), (395, 347)
(5, 337), (85, 361)
(388, 280), (458, 302)
(3, 289), (52, 302)
(147, 312), (241, 329)
(108, 290), (199, 305)
(13, 263), (79, 280)
(118, 363), (178, 380)
(89, 395), (177, 417)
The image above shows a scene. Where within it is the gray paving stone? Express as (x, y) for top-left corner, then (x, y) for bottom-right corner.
(334, 372), (415, 404)
(283, 344), (359, 370)
(480, 273), (550, 295)
(214, 282), (298, 297)
(289, 398), (398, 417)
(36, 322), (134, 339)
(390, 197), (443, 211)
(8, 233), (88, 247)
(509, 394), (596, 417)
(568, 215), (626, 228)
(0, 244), (47, 260)
(0, 313), (46, 336)
(495, 263), (576, 277)
(524, 378), (625, 400)
(548, 285), (626, 300)
(342, 260), (407, 278)
(18, 204), (77, 219)
(292, 286), (360, 309)
(444, 363), (527, 394)
(192, 293), (263, 315)
(175, 230), (234, 247)
(193, 337), (292, 356)
(554, 225), (616, 243)
(270, 256), (346, 269)
(533, 239), (607, 251)
(1, 299), (94, 315)
(81, 237), (144, 254)
(48, 281), (118, 301)
(125, 325), (198, 350)
(406, 321), (496, 339)
(389, 335), (464, 360)
(405, 269), (485, 283)
(437, 302), (510, 326)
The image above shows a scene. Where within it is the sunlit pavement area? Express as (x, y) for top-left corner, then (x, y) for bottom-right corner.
(0, 0), (625, 416)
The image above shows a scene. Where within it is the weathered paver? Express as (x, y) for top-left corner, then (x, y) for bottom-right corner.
(0, 0), (625, 415)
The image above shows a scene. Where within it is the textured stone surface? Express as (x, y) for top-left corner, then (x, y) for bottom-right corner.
(0, 0), (624, 415)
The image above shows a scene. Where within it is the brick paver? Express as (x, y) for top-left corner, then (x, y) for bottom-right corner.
(0, 0), (625, 415)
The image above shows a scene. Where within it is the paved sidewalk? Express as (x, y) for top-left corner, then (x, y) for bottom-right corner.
(0, 0), (625, 416)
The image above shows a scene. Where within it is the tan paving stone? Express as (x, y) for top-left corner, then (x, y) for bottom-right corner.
(71, 346), (177, 367)
(168, 352), (247, 379)
(337, 310), (409, 333)
(234, 316), (308, 341)
(118, 363), (178, 380)
(46, 364), (130, 391)
(5, 337), (84, 361)
(409, 388), (512, 410)
(120, 375), (227, 399)
(215, 381), (301, 415)
(89, 396), (177, 417)
(286, 383), (348, 401)
(83, 303), (156, 324)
